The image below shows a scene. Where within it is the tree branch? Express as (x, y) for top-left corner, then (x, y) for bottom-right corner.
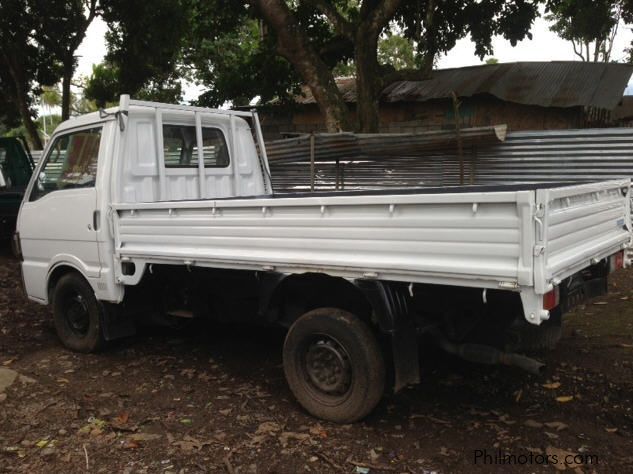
(571, 39), (585, 61)
(250, 0), (351, 131)
(87, 0), (98, 23)
(318, 35), (354, 60)
(366, 0), (403, 34)
(304, 0), (354, 40)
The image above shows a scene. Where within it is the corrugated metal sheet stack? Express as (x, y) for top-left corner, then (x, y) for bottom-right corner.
(267, 127), (633, 192)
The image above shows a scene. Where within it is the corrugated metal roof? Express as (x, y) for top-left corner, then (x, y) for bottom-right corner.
(293, 62), (633, 110)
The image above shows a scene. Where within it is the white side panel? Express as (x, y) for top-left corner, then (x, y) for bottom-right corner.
(122, 118), (160, 203)
(113, 191), (533, 289)
(536, 179), (631, 293)
(118, 108), (266, 203)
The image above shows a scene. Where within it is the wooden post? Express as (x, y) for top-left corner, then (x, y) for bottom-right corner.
(310, 132), (315, 192)
(470, 145), (477, 185)
(451, 91), (464, 185)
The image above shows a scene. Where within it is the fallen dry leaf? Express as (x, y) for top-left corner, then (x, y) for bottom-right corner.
(113, 412), (129, 425)
(121, 440), (140, 449)
(256, 421), (281, 435)
(546, 446), (579, 471)
(309, 424), (328, 438)
(279, 431), (310, 447)
(555, 396), (574, 403)
(129, 433), (161, 442)
(524, 419), (543, 428)
(172, 435), (216, 452)
(544, 421), (568, 431)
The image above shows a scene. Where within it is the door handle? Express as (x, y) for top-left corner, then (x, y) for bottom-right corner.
(91, 210), (100, 231)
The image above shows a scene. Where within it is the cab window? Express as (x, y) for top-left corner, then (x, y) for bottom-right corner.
(162, 125), (230, 168)
(30, 128), (102, 201)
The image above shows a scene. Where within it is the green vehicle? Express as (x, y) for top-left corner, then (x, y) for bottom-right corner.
(0, 137), (35, 239)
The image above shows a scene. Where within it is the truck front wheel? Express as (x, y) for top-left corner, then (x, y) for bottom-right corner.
(283, 308), (385, 423)
(52, 273), (106, 353)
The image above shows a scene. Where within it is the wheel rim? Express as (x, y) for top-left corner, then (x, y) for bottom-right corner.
(301, 335), (352, 402)
(64, 292), (90, 336)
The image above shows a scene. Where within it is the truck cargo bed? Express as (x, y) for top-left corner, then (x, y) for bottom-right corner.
(112, 179), (631, 325)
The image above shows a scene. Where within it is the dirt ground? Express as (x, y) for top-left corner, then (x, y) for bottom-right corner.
(0, 247), (632, 474)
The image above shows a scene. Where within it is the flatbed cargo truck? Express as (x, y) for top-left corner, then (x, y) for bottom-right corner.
(14, 96), (632, 422)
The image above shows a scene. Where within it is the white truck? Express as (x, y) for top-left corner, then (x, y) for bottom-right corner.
(13, 96), (632, 422)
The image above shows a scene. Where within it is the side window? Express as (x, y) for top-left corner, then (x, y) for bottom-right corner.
(30, 127), (102, 201)
(0, 147), (8, 187)
(162, 125), (229, 168)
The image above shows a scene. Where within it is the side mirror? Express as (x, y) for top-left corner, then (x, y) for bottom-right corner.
(0, 168), (6, 188)
(37, 171), (46, 191)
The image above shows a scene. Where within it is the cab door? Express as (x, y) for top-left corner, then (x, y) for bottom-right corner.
(18, 127), (103, 301)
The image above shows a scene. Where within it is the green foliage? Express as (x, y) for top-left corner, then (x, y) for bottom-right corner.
(333, 34), (418, 77)
(0, 71), (22, 132)
(35, 0), (98, 64)
(378, 34), (418, 70)
(394, 0), (540, 65)
(188, 19), (301, 107)
(84, 63), (121, 106)
(546, 0), (628, 61)
(96, 0), (190, 101)
(0, 0), (62, 146)
(85, 0), (542, 131)
(40, 86), (62, 108)
(547, 0), (618, 43)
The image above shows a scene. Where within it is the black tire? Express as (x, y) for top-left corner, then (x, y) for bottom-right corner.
(52, 273), (106, 353)
(283, 308), (385, 423)
(516, 309), (562, 352)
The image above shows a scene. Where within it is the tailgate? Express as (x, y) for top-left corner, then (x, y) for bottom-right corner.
(535, 179), (631, 293)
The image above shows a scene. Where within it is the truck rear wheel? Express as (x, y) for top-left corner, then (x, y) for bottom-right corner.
(52, 273), (106, 353)
(283, 308), (385, 423)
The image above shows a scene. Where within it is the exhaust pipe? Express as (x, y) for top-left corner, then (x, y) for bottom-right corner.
(433, 336), (545, 376)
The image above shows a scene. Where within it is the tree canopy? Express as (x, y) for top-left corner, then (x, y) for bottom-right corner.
(9, 0), (633, 144)
(84, 0), (542, 132)
(546, 0), (632, 62)
(0, 0), (101, 147)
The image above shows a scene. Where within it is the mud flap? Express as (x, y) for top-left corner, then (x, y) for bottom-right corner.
(354, 279), (420, 392)
(390, 318), (420, 392)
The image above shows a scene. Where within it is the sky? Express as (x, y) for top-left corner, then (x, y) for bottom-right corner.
(73, 13), (633, 102)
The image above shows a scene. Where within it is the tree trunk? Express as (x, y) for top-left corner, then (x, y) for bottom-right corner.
(352, 0), (404, 132)
(61, 57), (73, 121)
(253, 0), (351, 132)
(2, 52), (42, 149)
(354, 29), (381, 133)
(15, 84), (43, 150)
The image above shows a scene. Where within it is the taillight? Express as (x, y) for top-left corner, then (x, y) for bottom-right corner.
(543, 286), (560, 310)
(609, 251), (624, 273)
